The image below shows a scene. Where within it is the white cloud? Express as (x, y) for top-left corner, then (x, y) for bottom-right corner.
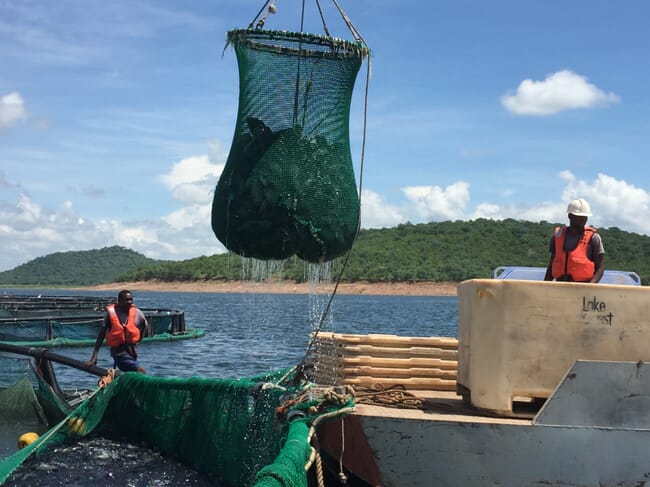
(0, 146), (231, 271)
(4, 161), (650, 273)
(159, 154), (224, 205)
(559, 171), (650, 232)
(163, 203), (212, 231)
(469, 171), (650, 236)
(501, 70), (620, 116)
(402, 181), (470, 220)
(0, 190), (226, 272)
(104, 213), (222, 262)
(0, 195), (104, 270)
(0, 92), (27, 130)
(160, 155), (220, 187)
(472, 201), (563, 223)
(360, 189), (406, 228)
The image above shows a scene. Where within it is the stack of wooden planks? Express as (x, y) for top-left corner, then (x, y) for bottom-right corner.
(308, 332), (458, 390)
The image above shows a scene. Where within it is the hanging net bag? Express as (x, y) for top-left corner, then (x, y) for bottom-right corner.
(212, 19), (369, 262)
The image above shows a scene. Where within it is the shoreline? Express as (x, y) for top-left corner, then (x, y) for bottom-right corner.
(76, 280), (458, 296)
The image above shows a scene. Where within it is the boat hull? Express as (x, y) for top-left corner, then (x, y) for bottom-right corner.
(325, 412), (650, 487)
(319, 360), (650, 487)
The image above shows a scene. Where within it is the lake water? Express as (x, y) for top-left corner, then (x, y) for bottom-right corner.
(0, 286), (459, 467)
(1, 287), (459, 390)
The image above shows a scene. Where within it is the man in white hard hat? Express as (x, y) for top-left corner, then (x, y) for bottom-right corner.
(544, 198), (605, 283)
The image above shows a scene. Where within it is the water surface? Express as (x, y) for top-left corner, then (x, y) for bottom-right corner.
(1, 287), (458, 389)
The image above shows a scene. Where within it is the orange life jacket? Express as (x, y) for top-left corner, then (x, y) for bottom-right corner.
(551, 225), (596, 282)
(105, 304), (141, 347)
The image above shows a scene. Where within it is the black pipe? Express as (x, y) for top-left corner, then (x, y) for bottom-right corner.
(0, 342), (108, 377)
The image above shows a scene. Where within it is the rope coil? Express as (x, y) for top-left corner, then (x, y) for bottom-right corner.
(354, 384), (425, 410)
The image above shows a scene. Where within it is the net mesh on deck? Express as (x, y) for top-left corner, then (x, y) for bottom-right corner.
(212, 29), (369, 263)
(0, 370), (354, 487)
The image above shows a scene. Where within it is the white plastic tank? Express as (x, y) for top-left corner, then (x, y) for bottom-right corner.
(457, 278), (650, 416)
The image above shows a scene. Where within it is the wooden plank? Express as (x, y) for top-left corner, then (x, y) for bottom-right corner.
(313, 343), (460, 356)
(315, 332), (458, 349)
(309, 333), (460, 391)
(321, 345), (458, 359)
(325, 366), (457, 379)
(313, 341), (458, 354)
(312, 355), (457, 369)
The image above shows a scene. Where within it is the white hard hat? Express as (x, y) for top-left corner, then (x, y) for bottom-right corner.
(567, 198), (591, 217)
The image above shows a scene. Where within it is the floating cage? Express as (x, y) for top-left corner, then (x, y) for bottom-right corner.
(0, 295), (190, 347)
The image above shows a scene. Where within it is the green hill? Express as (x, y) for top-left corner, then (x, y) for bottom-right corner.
(2, 219), (650, 286)
(120, 219), (650, 285)
(0, 246), (163, 286)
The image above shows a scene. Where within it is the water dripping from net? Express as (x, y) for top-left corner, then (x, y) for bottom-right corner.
(306, 260), (336, 332)
(236, 257), (342, 381)
(240, 257), (285, 289)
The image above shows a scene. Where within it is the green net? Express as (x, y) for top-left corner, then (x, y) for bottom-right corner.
(34, 371), (73, 426)
(0, 369), (354, 487)
(0, 375), (48, 427)
(0, 354), (71, 463)
(212, 29), (369, 263)
(0, 355), (66, 428)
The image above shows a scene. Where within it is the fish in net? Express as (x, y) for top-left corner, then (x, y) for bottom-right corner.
(212, 29), (369, 263)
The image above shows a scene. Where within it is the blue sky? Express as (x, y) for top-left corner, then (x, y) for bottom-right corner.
(1, 0), (649, 271)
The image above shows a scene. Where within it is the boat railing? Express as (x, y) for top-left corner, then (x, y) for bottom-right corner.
(493, 266), (641, 286)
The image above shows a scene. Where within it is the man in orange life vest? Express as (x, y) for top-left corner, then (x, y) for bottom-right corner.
(544, 198), (605, 283)
(87, 290), (149, 373)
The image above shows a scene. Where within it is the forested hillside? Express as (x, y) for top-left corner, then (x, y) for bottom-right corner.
(2, 220), (650, 286)
(119, 219), (650, 285)
(0, 246), (163, 286)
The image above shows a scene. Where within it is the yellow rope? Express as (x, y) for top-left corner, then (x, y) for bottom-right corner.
(305, 405), (355, 471)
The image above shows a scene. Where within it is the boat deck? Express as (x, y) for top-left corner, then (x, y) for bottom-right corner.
(352, 389), (532, 425)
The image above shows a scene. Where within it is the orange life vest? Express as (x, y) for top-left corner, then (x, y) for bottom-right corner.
(551, 225), (596, 282)
(105, 304), (141, 347)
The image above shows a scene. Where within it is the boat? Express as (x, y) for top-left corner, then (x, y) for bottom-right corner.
(0, 294), (204, 347)
(312, 269), (650, 486)
(3, 268), (649, 486)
